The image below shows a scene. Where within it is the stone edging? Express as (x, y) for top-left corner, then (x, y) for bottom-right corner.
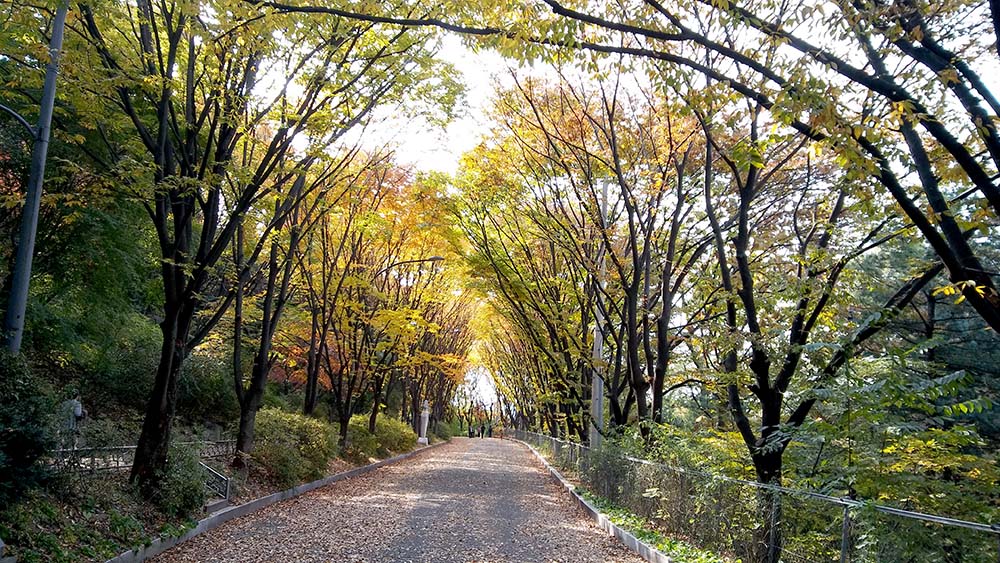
(103, 440), (448, 563)
(513, 439), (673, 563)
(0, 537), (15, 563)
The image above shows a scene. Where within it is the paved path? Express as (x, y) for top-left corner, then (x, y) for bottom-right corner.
(155, 437), (644, 563)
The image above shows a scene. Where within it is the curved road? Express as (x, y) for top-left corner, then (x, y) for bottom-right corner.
(155, 437), (644, 563)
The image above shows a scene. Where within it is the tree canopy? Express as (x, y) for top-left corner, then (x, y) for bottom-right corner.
(0, 0), (997, 561)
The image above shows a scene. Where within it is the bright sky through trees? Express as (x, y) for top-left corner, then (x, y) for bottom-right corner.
(379, 38), (501, 173)
(372, 38), (522, 173)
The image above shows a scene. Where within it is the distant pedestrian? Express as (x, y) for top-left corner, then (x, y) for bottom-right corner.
(479, 424), (485, 438)
(468, 425), (475, 438)
(487, 425), (493, 438)
(59, 390), (86, 449)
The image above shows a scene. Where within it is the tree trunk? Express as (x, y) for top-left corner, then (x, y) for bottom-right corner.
(233, 353), (271, 468)
(651, 305), (672, 423)
(409, 381), (421, 433)
(338, 406), (350, 447)
(233, 400), (259, 468)
(625, 291), (649, 424)
(303, 309), (320, 415)
(368, 374), (384, 433)
(130, 311), (187, 493)
(233, 233), (292, 467)
(752, 454), (783, 563)
(400, 391), (409, 425)
(924, 291), (937, 362)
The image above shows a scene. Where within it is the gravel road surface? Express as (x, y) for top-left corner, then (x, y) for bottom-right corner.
(153, 437), (644, 563)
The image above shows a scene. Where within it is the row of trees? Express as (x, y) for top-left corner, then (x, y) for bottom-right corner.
(3, 0), (997, 560)
(456, 47), (997, 563)
(226, 9), (999, 552)
(1, 0), (473, 497)
(384, 1), (999, 560)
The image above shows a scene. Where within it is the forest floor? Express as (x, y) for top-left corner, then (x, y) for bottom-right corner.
(153, 437), (645, 563)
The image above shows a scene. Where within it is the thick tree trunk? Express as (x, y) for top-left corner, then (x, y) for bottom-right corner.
(233, 235), (291, 467)
(651, 307), (672, 423)
(625, 292), (649, 424)
(130, 312), (187, 493)
(751, 454), (783, 563)
(400, 392), (409, 426)
(233, 355), (270, 468)
(233, 400), (259, 468)
(338, 406), (350, 446)
(409, 382), (420, 433)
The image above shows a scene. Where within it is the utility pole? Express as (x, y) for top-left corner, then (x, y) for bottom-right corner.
(589, 180), (608, 449)
(4, 2), (69, 354)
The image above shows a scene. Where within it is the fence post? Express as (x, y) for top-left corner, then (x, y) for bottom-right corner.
(840, 505), (852, 563)
(715, 477), (724, 550)
(767, 488), (781, 563)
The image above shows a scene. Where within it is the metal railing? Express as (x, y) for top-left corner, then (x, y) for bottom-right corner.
(50, 440), (234, 507)
(50, 439), (236, 474)
(512, 430), (1000, 563)
(199, 461), (231, 501)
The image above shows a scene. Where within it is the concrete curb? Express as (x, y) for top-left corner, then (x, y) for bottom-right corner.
(104, 440), (448, 563)
(512, 439), (673, 563)
(0, 537), (16, 563)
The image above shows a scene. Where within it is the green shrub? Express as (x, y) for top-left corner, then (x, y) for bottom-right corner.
(431, 419), (459, 441)
(0, 352), (54, 505)
(84, 319), (158, 411)
(344, 414), (417, 463)
(375, 416), (418, 454)
(176, 352), (239, 424)
(261, 383), (293, 411)
(154, 444), (205, 518)
(80, 415), (142, 448)
(344, 416), (380, 463)
(252, 408), (336, 487)
(253, 434), (302, 488)
(0, 471), (184, 562)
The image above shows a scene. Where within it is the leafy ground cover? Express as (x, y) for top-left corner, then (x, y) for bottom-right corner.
(0, 412), (426, 562)
(575, 489), (731, 563)
(0, 472), (191, 563)
(527, 440), (732, 563)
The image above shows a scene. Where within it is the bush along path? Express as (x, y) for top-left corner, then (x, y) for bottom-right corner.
(153, 437), (645, 563)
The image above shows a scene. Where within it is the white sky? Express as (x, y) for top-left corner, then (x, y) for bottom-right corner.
(387, 36), (513, 174)
(465, 365), (499, 406)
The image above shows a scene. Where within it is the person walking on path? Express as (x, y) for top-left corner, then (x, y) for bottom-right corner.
(59, 390), (86, 449)
(479, 423), (485, 438)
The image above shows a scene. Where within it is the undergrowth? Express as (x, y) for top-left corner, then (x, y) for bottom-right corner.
(575, 488), (733, 563)
(0, 473), (194, 563)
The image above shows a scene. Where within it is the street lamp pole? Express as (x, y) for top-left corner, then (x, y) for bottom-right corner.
(589, 180), (608, 449)
(4, 2), (69, 354)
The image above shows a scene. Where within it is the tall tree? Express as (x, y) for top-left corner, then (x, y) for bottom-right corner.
(230, 151), (362, 467)
(264, 0), (1000, 334)
(71, 0), (452, 491)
